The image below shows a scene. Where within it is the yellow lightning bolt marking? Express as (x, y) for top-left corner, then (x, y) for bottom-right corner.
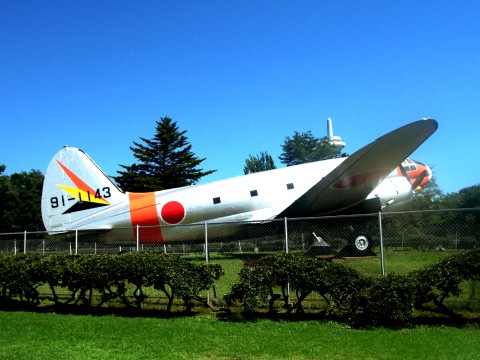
(57, 185), (110, 205)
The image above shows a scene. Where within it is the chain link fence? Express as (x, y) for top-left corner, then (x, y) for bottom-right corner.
(1, 209), (479, 299)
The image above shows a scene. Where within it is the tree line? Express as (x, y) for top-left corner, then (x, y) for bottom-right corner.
(1, 116), (478, 232)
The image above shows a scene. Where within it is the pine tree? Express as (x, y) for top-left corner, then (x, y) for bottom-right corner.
(113, 117), (216, 192)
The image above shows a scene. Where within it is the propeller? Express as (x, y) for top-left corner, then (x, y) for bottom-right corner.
(399, 161), (430, 191)
(410, 169), (429, 191)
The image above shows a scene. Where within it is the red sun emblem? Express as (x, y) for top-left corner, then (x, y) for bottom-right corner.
(160, 201), (186, 225)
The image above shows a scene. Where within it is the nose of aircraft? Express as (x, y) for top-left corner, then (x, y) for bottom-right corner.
(426, 164), (432, 181)
(412, 161), (432, 190)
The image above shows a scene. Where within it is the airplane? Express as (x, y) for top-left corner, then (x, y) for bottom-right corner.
(41, 118), (438, 254)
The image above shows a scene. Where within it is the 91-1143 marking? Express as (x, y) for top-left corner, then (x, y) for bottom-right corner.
(50, 187), (111, 208)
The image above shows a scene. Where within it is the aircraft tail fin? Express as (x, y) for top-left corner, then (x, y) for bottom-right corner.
(41, 146), (125, 232)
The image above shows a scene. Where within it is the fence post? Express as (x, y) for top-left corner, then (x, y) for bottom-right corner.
(136, 225), (140, 252)
(204, 222), (209, 263)
(75, 229), (78, 255)
(14, 240), (17, 256)
(284, 217), (289, 254)
(284, 217), (290, 303)
(205, 221), (210, 304)
(378, 212), (386, 276)
(24, 231), (27, 254)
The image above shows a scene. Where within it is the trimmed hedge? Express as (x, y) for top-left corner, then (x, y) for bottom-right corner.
(225, 250), (480, 327)
(411, 249), (480, 314)
(0, 252), (223, 312)
(224, 254), (369, 317)
(1, 250), (479, 327)
(224, 254), (370, 319)
(360, 274), (416, 327)
(0, 254), (45, 304)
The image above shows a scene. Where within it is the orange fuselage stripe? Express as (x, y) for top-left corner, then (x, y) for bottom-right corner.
(128, 192), (163, 243)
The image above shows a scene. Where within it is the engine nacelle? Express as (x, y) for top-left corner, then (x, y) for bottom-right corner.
(367, 175), (414, 212)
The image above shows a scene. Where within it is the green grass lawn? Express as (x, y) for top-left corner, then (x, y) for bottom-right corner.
(337, 248), (453, 277)
(0, 311), (479, 360)
(2, 250), (480, 359)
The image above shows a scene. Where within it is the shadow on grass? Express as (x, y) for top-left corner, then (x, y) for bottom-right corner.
(0, 299), (200, 319)
(215, 306), (480, 329)
(2, 298), (480, 329)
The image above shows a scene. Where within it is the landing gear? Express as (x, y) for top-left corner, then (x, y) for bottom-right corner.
(353, 234), (372, 254)
(336, 233), (374, 257)
(307, 232), (374, 257)
(306, 232), (334, 256)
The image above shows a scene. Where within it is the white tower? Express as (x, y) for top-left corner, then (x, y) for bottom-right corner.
(326, 117), (346, 149)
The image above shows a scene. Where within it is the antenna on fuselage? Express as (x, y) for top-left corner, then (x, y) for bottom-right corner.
(326, 117), (346, 150)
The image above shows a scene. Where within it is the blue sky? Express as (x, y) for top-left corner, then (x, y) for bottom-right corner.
(1, 1), (479, 194)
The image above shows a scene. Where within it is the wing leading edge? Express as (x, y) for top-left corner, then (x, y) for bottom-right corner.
(277, 118), (438, 217)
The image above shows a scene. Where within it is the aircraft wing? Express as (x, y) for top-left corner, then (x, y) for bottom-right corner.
(277, 118), (438, 217)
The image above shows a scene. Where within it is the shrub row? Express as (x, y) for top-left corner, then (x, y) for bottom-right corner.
(0, 252), (223, 312)
(1, 250), (479, 327)
(412, 249), (480, 312)
(225, 250), (480, 327)
(224, 255), (368, 316)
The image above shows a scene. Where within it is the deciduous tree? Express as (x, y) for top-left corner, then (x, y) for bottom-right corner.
(411, 175), (444, 210)
(243, 151), (277, 174)
(0, 168), (44, 232)
(279, 131), (341, 166)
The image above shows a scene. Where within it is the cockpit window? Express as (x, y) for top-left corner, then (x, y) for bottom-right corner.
(401, 158), (417, 172)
